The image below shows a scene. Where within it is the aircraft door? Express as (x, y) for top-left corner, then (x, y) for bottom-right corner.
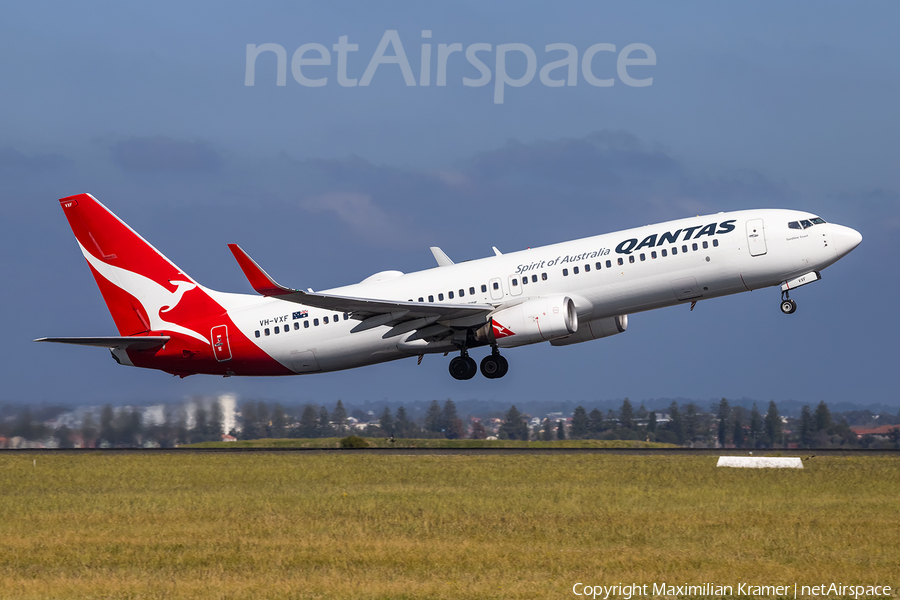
(211, 325), (232, 362)
(746, 219), (767, 256)
(489, 277), (503, 300)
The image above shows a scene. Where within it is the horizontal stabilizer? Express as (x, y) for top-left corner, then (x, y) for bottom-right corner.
(34, 336), (170, 350)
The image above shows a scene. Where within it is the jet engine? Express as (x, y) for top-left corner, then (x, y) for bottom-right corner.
(476, 295), (578, 348)
(549, 315), (628, 346)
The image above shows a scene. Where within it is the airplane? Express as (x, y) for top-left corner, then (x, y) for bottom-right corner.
(36, 193), (862, 381)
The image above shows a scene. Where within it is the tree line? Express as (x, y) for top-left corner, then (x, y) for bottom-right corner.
(1, 397), (898, 449)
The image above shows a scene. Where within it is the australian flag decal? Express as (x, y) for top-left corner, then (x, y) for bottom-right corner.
(292, 310), (308, 319)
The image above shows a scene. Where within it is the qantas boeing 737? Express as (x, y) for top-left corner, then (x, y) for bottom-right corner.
(36, 193), (861, 380)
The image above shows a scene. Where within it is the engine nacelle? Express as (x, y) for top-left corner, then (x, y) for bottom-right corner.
(478, 295), (578, 348)
(549, 315), (628, 346)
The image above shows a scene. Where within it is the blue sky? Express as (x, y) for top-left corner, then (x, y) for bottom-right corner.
(2, 1), (897, 410)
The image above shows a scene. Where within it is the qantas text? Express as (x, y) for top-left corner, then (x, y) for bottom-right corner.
(515, 220), (736, 275)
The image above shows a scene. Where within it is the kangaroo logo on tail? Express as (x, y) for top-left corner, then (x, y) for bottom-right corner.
(78, 241), (208, 345)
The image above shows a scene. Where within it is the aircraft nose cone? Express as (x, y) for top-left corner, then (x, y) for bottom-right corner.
(832, 225), (862, 258)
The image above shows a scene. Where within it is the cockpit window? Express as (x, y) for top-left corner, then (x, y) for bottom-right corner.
(788, 217), (826, 230)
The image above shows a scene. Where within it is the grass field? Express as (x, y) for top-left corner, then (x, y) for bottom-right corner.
(0, 452), (897, 599)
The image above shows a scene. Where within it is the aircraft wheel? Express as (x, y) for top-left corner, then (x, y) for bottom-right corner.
(463, 356), (478, 379)
(449, 356), (478, 380)
(480, 355), (502, 379)
(781, 299), (797, 314)
(497, 354), (509, 378)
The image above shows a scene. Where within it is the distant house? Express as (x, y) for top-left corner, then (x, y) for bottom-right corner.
(221, 434), (237, 442)
(850, 425), (900, 439)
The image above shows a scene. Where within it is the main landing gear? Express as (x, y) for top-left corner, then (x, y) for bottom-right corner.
(448, 351), (478, 380)
(448, 348), (509, 380)
(480, 349), (509, 380)
(780, 290), (797, 314)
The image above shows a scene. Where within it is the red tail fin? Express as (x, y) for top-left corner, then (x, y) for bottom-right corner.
(59, 194), (216, 342)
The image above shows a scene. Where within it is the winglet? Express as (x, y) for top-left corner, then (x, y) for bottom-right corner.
(227, 244), (297, 297)
(492, 246), (503, 256)
(430, 247), (454, 267)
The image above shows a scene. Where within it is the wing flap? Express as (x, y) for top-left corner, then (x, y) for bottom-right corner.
(34, 336), (170, 350)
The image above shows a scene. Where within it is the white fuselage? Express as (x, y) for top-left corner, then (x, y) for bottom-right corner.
(219, 209), (860, 375)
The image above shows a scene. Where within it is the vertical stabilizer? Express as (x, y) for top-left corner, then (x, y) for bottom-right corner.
(58, 194), (216, 342)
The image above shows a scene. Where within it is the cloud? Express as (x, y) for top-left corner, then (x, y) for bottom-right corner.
(111, 136), (221, 172)
(271, 130), (794, 252)
(0, 147), (68, 172)
(300, 191), (411, 245)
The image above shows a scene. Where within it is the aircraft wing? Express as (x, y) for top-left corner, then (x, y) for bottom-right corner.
(228, 244), (494, 335)
(34, 336), (170, 350)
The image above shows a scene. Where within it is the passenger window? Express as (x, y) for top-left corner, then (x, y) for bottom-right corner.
(493, 282), (499, 290)
(469, 287), (475, 295)
(628, 256), (635, 264)
(274, 326), (280, 334)
(531, 275), (537, 283)
(511, 279), (518, 287)
(481, 284), (487, 293)
(672, 247), (678, 255)
(640, 254), (646, 261)
(304, 321), (310, 329)
(255, 331), (260, 338)
(294, 322), (299, 330)
(692, 243), (698, 251)
(343, 313), (349, 320)
(448, 291), (454, 299)
(542, 273), (547, 280)
(314, 319), (319, 326)
(438, 293), (444, 301)
(459, 289), (465, 296)
(713, 239), (718, 247)
(682, 245), (688, 253)
(596, 262), (602, 270)
(617, 258), (623, 266)
(429, 295), (434, 302)
(521, 277), (528, 285)
(562, 269), (569, 276)
(661, 249), (667, 257)
(651, 251), (657, 259)
(418, 297), (424, 302)
(606, 260), (612, 268)
(323, 317), (328, 324)
(265, 328), (270, 336)
(573, 266), (579, 274)
(584, 264), (590, 272)
(333, 314), (339, 322)
(702, 241), (708, 249)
